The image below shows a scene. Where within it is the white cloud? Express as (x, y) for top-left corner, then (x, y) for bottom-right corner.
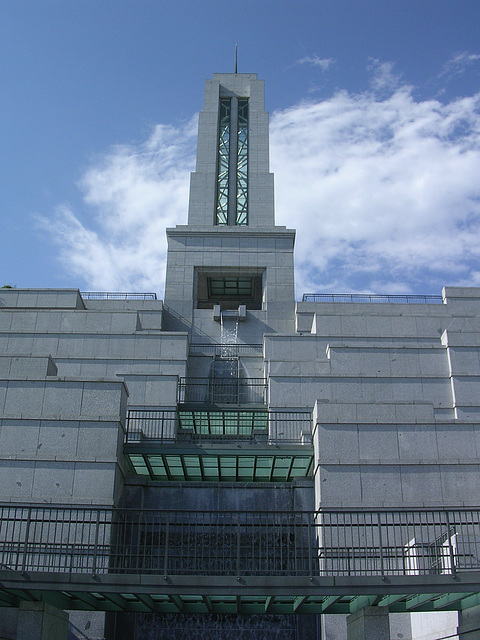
(40, 119), (197, 292)
(42, 70), (480, 300)
(297, 55), (335, 72)
(439, 51), (480, 80)
(367, 59), (402, 94)
(270, 85), (480, 295)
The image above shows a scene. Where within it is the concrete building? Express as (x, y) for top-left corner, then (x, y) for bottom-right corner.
(2, 72), (480, 640)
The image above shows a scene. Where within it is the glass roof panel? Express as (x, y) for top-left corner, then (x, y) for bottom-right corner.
(128, 455), (149, 475)
(153, 470), (169, 480)
(220, 457), (237, 471)
(131, 452), (312, 483)
(165, 456), (183, 469)
(183, 457), (202, 480)
(274, 457), (292, 467)
(256, 458), (274, 468)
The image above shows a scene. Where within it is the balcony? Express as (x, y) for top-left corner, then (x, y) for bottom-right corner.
(125, 409), (312, 445)
(3, 506), (478, 578)
(1, 506), (480, 615)
(124, 409), (314, 482)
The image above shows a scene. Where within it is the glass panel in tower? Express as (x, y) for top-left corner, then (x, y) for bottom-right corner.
(236, 99), (248, 225)
(216, 98), (231, 225)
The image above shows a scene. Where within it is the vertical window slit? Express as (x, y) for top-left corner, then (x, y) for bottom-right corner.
(236, 99), (248, 226)
(216, 98), (231, 225)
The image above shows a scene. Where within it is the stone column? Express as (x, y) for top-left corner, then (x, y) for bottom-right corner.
(346, 607), (390, 640)
(16, 602), (68, 640)
(458, 604), (480, 639)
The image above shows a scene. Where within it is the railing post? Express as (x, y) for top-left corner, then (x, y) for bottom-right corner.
(445, 512), (456, 576)
(92, 509), (100, 575)
(163, 514), (169, 576)
(377, 512), (385, 578)
(308, 516), (313, 578)
(21, 507), (32, 573)
(237, 512), (241, 576)
(135, 511), (142, 572)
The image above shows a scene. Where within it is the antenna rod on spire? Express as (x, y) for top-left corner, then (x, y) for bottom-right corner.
(234, 44), (238, 74)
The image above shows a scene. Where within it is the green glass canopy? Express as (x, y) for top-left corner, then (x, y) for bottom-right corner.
(127, 451), (313, 482)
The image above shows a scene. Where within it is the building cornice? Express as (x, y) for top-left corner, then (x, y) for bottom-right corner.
(166, 226), (295, 239)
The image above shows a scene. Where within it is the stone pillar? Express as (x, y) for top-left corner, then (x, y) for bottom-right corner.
(458, 604), (480, 639)
(346, 607), (390, 640)
(16, 602), (68, 640)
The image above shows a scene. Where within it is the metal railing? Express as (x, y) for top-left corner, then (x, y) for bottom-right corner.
(80, 292), (157, 300)
(178, 377), (267, 405)
(268, 411), (312, 444)
(126, 410), (177, 443)
(302, 293), (443, 304)
(1, 506), (479, 578)
(124, 409), (312, 444)
(189, 343), (263, 357)
(316, 510), (471, 577)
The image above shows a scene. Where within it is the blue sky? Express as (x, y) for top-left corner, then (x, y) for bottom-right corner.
(2, 1), (480, 297)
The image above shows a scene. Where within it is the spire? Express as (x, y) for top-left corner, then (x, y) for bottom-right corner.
(234, 44), (238, 74)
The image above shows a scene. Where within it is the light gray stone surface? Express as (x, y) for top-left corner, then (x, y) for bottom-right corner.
(346, 607), (390, 640)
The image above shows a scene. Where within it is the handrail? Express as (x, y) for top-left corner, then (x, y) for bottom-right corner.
(302, 293), (443, 304)
(189, 343), (263, 356)
(177, 377), (267, 405)
(1, 505), (479, 578)
(81, 292), (157, 300)
(125, 408), (312, 443)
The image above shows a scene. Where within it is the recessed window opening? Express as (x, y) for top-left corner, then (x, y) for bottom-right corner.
(195, 270), (263, 310)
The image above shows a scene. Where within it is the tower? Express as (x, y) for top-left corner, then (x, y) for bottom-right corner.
(116, 72), (317, 639)
(163, 73), (296, 340)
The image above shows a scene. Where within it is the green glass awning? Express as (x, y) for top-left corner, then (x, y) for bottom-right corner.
(3, 583), (480, 615)
(126, 451), (313, 482)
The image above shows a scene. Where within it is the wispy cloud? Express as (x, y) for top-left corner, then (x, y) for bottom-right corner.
(439, 51), (480, 80)
(296, 55), (335, 72)
(367, 59), (402, 94)
(41, 66), (480, 299)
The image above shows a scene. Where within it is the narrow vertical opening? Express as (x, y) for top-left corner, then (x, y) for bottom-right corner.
(216, 98), (231, 225)
(216, 95), (249, 226)
(236, 98), (248, 225)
